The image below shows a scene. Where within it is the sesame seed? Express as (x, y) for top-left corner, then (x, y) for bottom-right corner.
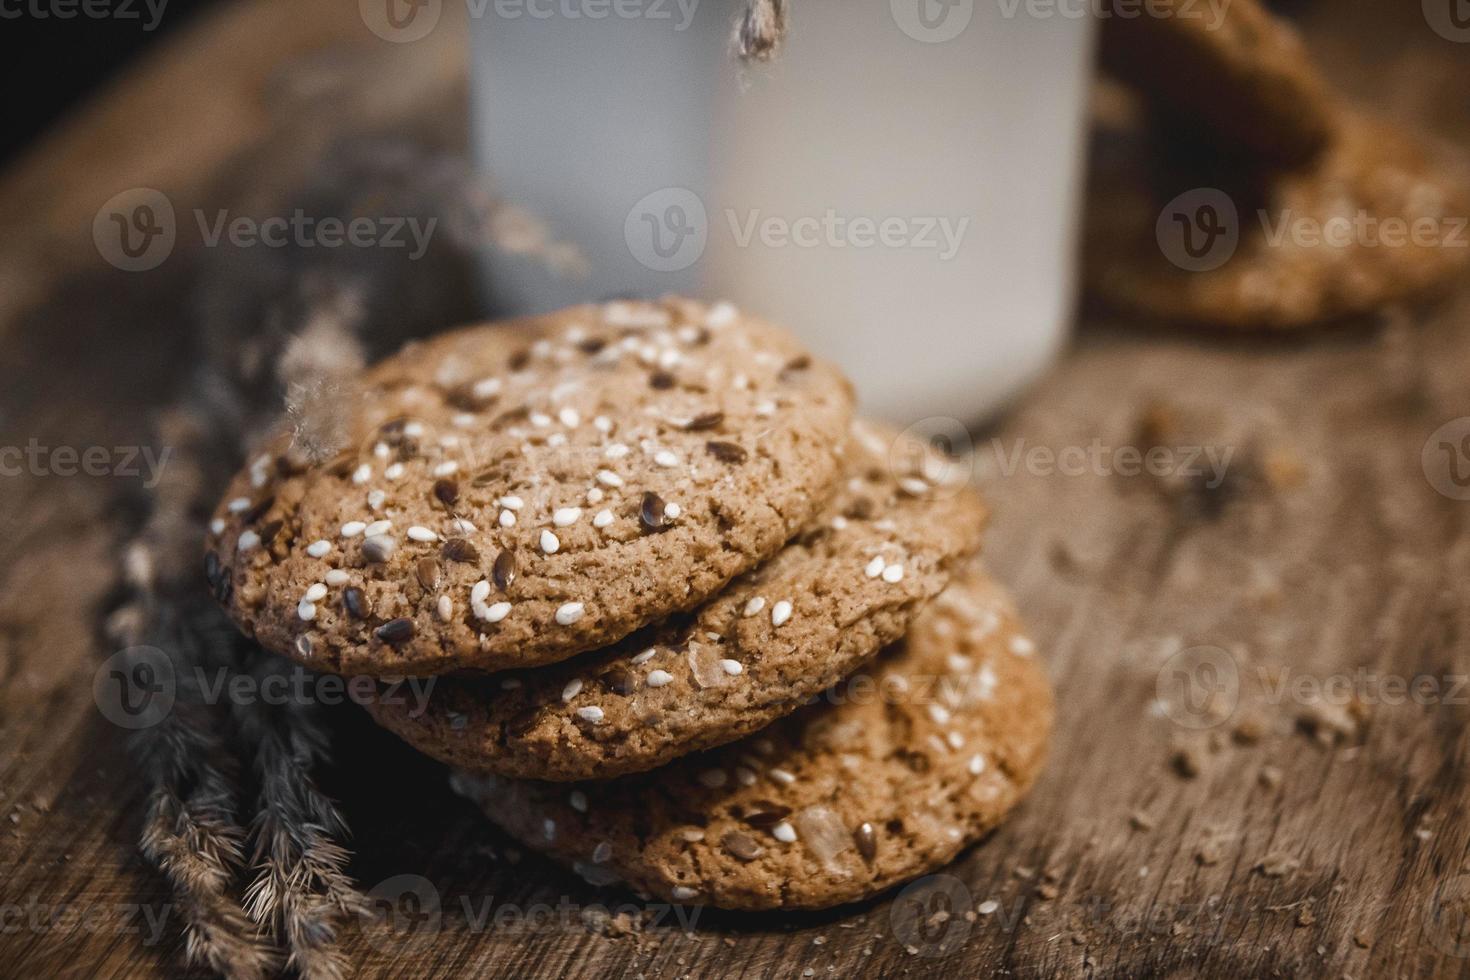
(473, 377), (502, 399)
(946, 731), (964, 749)
(304, 583), (328, 602)
(735, 767), (757, 786)
(296, 540), (329, 564)
(882, 563), (904, 584)
(646, 669), (673, 687)
(586, 487), (604, 504)
(576, 705), (604, 723)
(452, 413), (475, 428)
(654, 450), (679, 468)
(451, 517), (477, 534)
(499, 509), (516, 528)
(407, 526), (437, 542)
(547, 433), (567, 448)
(209, 518), (226, 534)
(698, 769), (727, 788)
(969, 754), (986, 775)
(237, 530), (260, 551)
(540, 529), (560, 554)
(324, 569), (350, 586)
(592, 841), (612, 863)
(570, 791), (589, 813)
(471, 580), (491, 604)
(899, 477), (929, 496)
(755, 400), (776, 418)
(664, 501), (682, 519)
(365, 520), (393, 537)
(433, 461), (459, 477)
(362, 535), (396, 563)
(772, 822), (797, 843)
(480, 601), (512, 623)
(605, 443), (630, 459)
(978, 899), (999, 915)
(593, 508), (614, 529)
(297, 599), (316, 621)
(1009, 635), (1035, 656)
(558, 407), (580, 427)
(340, 521), (366, 537)
(351, 463), (372, 485)
(227, 496), (251, 513)
(769, 768), (796, 785)
(928, 705), (952, 725)
(403, 422), (424, 437)
(553, 507), (581, 527)
(562, 679), (584, 701)
(864, 556), (885, 578)
(437, 595), (453, 621)
(555, 601), (584, 625)
(384, 462), (404, 480)
(743, 596), (766, 617)
(544, 819), (556, 840)
(498, 495), (525, 510)
(771, 600), (793, 627)
(632, 648), (657, 665)
(720, 659), (743, 676)
(706, 301), (737, 327)
(530, 412), (552, 427)
(593, 415), (612, 433)
(367, 489), (386, 510)
(596, 469), (624, 488)
(671, 886), (698, 902)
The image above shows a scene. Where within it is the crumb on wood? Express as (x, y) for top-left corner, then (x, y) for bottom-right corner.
(1255, 852), (1300, 878)
(1172, 745), (1205, 779)
(1232, 711), (1268, 745)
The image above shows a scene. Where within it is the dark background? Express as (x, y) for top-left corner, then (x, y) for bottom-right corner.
(0, 0), (219, 166)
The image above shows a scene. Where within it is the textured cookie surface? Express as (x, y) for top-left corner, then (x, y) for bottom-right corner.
(367, 420), (987, 780)
(1086, 109), (1470, 329)
(452, 565), (1052, 911)
(206, 298), (854, 675)
(1099, 0), (1336, 168)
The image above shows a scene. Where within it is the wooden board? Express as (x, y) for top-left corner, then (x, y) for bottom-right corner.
(3, 1), (1469, 977)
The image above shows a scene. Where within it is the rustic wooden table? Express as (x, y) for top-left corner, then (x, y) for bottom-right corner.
(3, 1), (1469, 977)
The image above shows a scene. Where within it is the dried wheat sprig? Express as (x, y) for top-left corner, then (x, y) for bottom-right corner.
(234, 657), (367, 980)
(126, 613), (276, 978)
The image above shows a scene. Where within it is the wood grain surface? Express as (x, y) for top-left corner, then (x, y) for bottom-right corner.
(2, 1), (1469, 977)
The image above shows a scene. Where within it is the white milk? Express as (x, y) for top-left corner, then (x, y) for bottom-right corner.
(470, 1), (1095, 423)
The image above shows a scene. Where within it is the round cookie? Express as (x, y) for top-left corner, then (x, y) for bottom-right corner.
(450, 565), (1053, 911)
(1098, 0), (1337, 168)
(366, 420), (988, 780)
(1086, 110), (1470, 329)
(205, 298), (855, 675)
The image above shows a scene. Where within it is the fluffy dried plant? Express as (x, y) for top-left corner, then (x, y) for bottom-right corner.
(235, 657), (368, 980)
(735, 0), (788, 61)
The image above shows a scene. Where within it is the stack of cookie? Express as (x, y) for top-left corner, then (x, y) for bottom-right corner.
(207, 297), (1052, 910)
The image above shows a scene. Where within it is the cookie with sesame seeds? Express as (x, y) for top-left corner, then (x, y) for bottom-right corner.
(364, 419), (987, 780)
(449, 564), (1051, 911)
(205, 298), (855, 675)
(1086, 108), (1470, 329)
(1098, 0), (1337, 169)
